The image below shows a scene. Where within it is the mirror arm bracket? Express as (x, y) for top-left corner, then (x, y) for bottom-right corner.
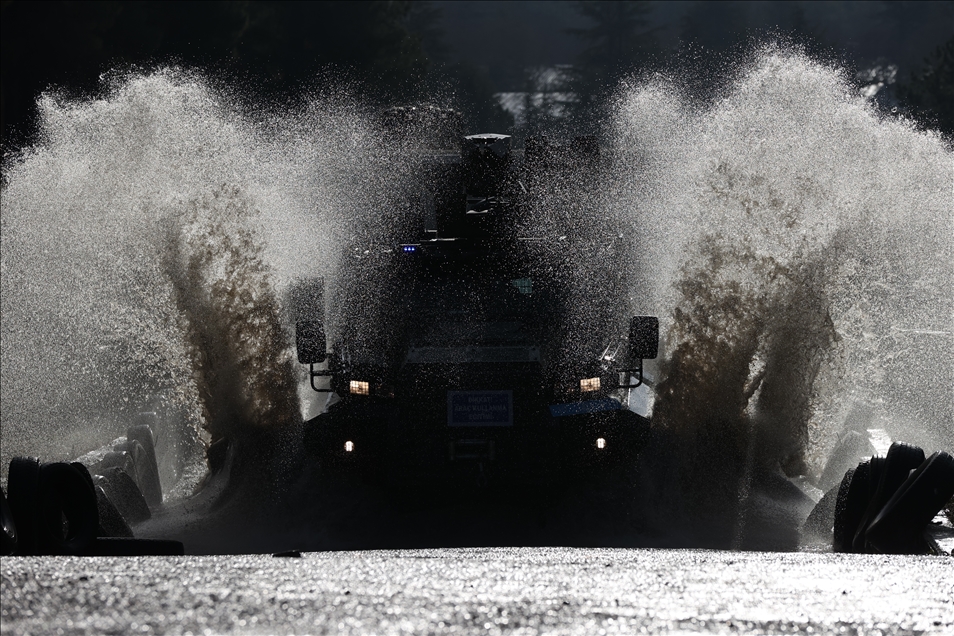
(309, 363), (334, 393)
(619, 358), (644, 389)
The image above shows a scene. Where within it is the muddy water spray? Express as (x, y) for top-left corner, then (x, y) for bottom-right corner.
(606, 50), (952, 541)
(1, 53), (950, 547)
(0, 70), (404, 476)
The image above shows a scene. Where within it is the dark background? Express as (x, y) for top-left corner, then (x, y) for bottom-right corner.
(2, 0), (952, 150)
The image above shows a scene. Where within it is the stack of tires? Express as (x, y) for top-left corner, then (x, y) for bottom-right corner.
(0, 423), (184, 556)
(831, 442), (954, 555)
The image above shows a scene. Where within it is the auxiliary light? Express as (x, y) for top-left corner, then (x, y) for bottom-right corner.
(580, 377), (600, 392)
(350, 380), (370, 395)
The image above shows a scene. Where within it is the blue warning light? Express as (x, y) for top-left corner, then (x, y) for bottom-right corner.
(402, 245), (418, 253)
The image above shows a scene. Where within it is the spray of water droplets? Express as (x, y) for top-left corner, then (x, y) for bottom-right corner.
(0, 50), (950, 547)
(600, 48), (952, 540)
(0, 69), (410, 474)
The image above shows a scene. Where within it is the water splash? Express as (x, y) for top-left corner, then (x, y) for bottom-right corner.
(608, 48), (953, 541)
(1, 51), (950, 550)
(0, 69), (401, 476)
(160, 184), (299, 442)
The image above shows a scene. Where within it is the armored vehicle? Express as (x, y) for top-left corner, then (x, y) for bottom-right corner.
(293, 119), (658, 501)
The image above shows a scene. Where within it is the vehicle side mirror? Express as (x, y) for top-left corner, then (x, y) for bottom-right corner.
(286, 277), (324, 322)
(296, 320), (327, 364)
(629, 316), (659, 360)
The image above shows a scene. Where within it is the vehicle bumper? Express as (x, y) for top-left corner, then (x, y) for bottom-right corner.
(302, 397), (650, 494)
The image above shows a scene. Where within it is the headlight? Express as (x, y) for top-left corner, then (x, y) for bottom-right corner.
(344, 440), (354, 452)
(596, 437), (606, 449)
(580, 377), (600, 392)
(349, 380), (370, 395)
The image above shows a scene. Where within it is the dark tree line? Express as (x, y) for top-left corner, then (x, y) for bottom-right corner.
(562, 1), (952, 140)
(567, 1), (655, 117)
(1, 1), (437, 147)
(2, 1), (952, 149)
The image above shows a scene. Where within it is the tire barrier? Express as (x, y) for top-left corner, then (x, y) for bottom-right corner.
(3, 421), (185, 556)
(78, 423), (162, 526)
(70, 461), (133, 538)
(96, 468), (151, 525)
(850, 456), (886, 552)
(1, 486), (18, 556)
(72, 437), (127, 468)
(71, 461), (96, 492)
(126, 423), (163, 508)
(94, 485), (135, 538)
(867, 451), (954, 554)
(833, 461), (869, 553)
(95, 449), (138, 483)
(6, 457), (41, 555)
(112, 438), (162, 511)
(112, 439), (146, 481)
(852, 442), (925, 553)
(801, 482), (839, 543)
(831, 443), (954, 555)
(36, 462), (99, 555)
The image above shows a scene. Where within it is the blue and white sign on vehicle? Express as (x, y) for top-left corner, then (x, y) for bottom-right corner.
(447, 391), (513, 427)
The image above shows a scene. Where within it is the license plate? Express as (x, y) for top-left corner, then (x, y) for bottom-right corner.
(447, 391), (513, 427)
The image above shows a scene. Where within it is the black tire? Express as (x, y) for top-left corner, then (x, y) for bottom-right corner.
(86, 537), (184, 556)
(113, 439), (147, 488)
(71, 462), (96, 492)
(1, 485), (18, 556)
(802, 483), (840, 543)
(37, 462), (99, 555)
(94, 485), (134, 538)
(852, 442), (925, 552)
(126, 424), (163, 508)
(7, 457), (41, 555)
(70, 463), (127, 538)
(880, 443), (926, 499)
(98, 467), (151, 525)
(867, 451), (954, 554)
(850, 456), (885, 552)
(95, 450), (137, 482)
(831, 467), (854, 552)
(833, 460), (871, 553)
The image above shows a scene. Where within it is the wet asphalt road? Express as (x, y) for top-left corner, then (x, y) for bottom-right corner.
(2, 548), (952, 635)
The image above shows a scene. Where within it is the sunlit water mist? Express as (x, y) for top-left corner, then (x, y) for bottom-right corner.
(1, 52), (950, 551)
(605, 49), (952, 541)
(0, 69), (406, 477)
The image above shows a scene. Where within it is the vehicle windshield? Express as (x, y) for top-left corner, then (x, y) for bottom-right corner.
(408, 274), (544, 347)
